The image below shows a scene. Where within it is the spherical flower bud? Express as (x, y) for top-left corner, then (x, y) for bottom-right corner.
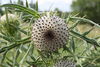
(53, 59), (76, 67)
(0, 14), (20, 39)
(32, 16), (69, 52)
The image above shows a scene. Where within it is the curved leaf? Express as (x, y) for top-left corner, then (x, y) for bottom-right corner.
(70, 30), (100, 47)
(70, 17), (100, 28)
(0, 4), (40, 18)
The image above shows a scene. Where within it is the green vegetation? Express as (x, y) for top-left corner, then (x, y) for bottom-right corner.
(71, 0), (100, 25)
(0, 0), (100, 67)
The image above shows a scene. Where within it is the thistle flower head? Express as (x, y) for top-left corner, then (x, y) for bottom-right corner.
(0, 14), (20, 37)
(0, 14), (19, 25)
(32, 16), (69, 52)
(53, 59), (76, 67)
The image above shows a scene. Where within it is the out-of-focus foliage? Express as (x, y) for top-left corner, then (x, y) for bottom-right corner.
(17, 0), (24, 5)
(0, 8), (3, 15)
(54, 8), (69, 19)
(0, 14), (21, 41)
(80, 49), (100, 67)
(0, 3), (3, 15)
(71, 0), (100, 25)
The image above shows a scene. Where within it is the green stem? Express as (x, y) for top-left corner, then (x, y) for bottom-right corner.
(20, 44), (32, 64)
(0, 39), (31, 53)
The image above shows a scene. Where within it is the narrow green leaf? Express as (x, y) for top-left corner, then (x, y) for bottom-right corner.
(0, 40), (7, 44)
(30, 56), (36, 61)
(15, 49), (20, 60)
(9, 23), (28, 35)
(0, 43), (18, 53)
(0, 4), (40, 18)
(0, 39), (31, 53)
(70, 17), (100, 28)
(70, 37), (75, 53)
(6, 62), (13, 67)
(70, 30), (100, 47)
(16, 36), (31, 42)
(20, 44), (32, 64)
(82, 28), (93, 36)
(1, 51), (8, 63)
(5, 8), (9, 23)
(26, 61), (34, 65)
(26, 0), (29, 7)
(0, 34), (12, 42)
(69, 21), (79, 30)
(35, 0), (38, 11)
(6, 57), (13, 63)
(63, 46), (73, 55)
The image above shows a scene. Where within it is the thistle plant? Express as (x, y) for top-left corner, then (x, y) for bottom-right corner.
(0, 13), (21, 40)
(53, 59), (76, 67)
(32, 15), (69, 52)
(0, 1), (100, 67)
